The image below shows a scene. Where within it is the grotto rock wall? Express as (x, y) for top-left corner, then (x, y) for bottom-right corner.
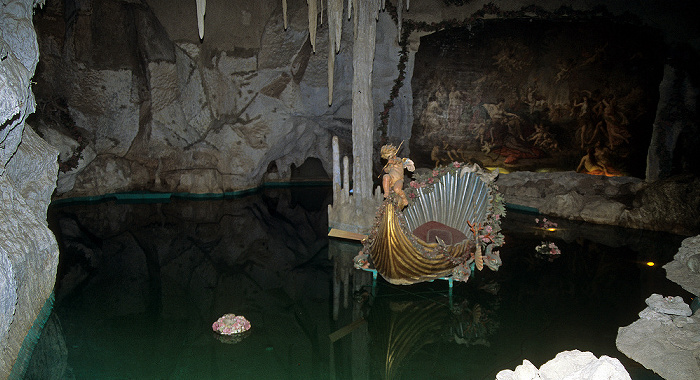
(1, 0), (60, 378)
(32, 0), (408, 197)
(31, 0), (699, 200)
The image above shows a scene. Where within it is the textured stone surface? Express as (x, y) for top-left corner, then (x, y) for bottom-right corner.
(42, 5), (356, 196)
(0, 131), (59, 378)
(497, 171), (699, 235)
(664, 236), (700, 300)
(1, 1), (60, 378)
(616, 239), (700, 380)
(617, 307), (700, 380)
(646, 294), (692, 317)
(496, 350), (631, 380)
(30, 0), (411, 198)
(0, 251), (16, 352)
(5, 125), (59, 220)
(620, 175), (700, 236)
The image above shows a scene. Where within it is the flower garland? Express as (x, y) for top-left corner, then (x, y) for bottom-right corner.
(535, 241), (561, 258)
(535, 217), (558, 230)
(212, 313), (251, 335)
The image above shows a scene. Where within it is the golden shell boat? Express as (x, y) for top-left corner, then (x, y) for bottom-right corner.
(357, 163), (506, 285)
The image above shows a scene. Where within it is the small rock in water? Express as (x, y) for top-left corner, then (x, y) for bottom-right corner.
(646, 294), (692, 317)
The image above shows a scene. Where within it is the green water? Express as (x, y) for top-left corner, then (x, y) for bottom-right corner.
(24, 187), (689, 379)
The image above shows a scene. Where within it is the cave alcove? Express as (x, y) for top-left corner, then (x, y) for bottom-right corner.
(410, 18), (666, 178)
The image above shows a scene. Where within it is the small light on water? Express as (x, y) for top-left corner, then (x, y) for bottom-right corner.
(546, 228), (557, 232)
(646, 261), (655, 267)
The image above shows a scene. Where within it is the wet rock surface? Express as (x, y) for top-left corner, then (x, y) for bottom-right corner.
(498, 171), (700, 236)
(616, 236), (700, 380)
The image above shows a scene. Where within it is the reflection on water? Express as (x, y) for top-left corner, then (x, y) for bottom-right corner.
(26, 187), (690, 379)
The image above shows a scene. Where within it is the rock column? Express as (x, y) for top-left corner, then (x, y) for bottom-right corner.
(351, 0), (379, 207)
(1, 0), (60, 378)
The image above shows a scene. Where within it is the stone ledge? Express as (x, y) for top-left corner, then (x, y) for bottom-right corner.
(498, 171), (700, 236)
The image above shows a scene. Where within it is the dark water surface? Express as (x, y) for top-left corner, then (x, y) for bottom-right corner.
(25, 187), (691, 379)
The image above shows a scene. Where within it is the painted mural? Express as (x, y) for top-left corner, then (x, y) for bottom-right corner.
(410, 19), (664, 177)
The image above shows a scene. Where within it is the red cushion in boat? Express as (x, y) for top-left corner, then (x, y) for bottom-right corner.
(413, 221), (468, 245)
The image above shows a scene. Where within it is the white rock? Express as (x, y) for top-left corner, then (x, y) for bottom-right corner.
(496, 360), (541, 380)
(561, 355), (631, 380)
(646, 293), (692, 316)
(638, 306), (672, 323)
(617, 314), (700, 380)
(497, 351), (631, 380)
(539, 350), (598, 379)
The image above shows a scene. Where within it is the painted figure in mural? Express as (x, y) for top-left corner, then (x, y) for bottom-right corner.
(381, 144), (415, 208)
(572, 90), (596, 148)
(431, 140), (461, 168)
(528, 124), (559, 151)
(468, 97), (494, 149)
(588, 95), (630, 151)
(577, 147), (607, 175)
(523, 84), (547, 114)
(597, 96), (630, 149)
(420, 94), (447, 132)
(576, 143), (616, 176)
(555, 58), (574, 82)
(482, 100), (525, 141)
(482, 99), (541, 164)
(447, 87), (465, 130)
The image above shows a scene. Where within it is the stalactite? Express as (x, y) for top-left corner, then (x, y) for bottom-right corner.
(397, 0), (402, 42)
(196, 0), (206, 40)
(320, 0), (324, 25)
(308, 0), (318, 52)
(352, 0), (379, 204)
(328, 36), (335, 105)
(282, 0), (288, 30)
(352, 0), (358, 31)
(406, 0), (409, 11)
(380, 0), (385, 11)
(330, 0), (343, 53)
(347, 0), (352, 20)
(327, 0), (344, 105)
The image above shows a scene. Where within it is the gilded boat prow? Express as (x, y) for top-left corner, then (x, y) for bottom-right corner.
(357, 162), (506, 285)
(371, 202), (475, 285)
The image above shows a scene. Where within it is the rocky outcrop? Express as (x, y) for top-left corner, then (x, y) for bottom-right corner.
(496, 350), (632, 380)
(664, 235), (700, 296)
(31, 0), (410, 198)
(497, 171), (700, 236)
(617, 291), (700, 380)
(614, 236), (700, 380)
(1, 0), (60, 378)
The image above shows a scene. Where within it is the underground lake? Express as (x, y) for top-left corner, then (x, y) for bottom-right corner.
(22, 186), (692, 380)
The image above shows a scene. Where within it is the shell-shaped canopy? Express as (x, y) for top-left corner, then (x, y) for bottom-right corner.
(402, 171), (491, 234)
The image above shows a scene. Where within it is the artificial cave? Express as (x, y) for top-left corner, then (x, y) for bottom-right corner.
(2, 0), (700, 379)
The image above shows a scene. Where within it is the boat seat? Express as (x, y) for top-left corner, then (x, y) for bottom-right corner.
(413, 221), (468, 245)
